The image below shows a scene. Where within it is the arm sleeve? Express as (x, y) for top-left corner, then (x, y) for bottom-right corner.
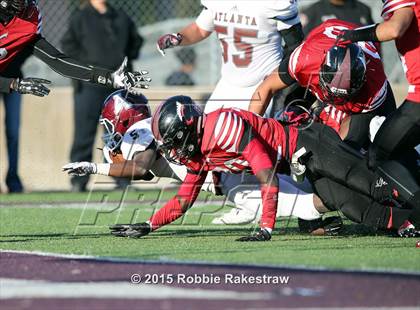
(32, 36), (114, 86)
(148, 171), (207, 230)
(0, 76), (13, 93)
(278, 43), (302, 86)
(278, 56), (295, 86)
(279, 22), (304, 59)
(195, 7), (214, 32)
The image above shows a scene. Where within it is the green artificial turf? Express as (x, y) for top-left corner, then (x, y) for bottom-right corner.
(1, 192), (419, 272)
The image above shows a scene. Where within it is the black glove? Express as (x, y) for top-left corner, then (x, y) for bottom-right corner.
(298, 216), (343, 236)
(11, 77), (51, 97)
(109, 222), (152, 238)
(236, 228), (272, 242)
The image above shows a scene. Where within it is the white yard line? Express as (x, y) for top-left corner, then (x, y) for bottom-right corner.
(0, 278), (272, 301)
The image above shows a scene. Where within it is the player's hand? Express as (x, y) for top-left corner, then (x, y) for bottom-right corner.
(335, 30), (353, 47)
(12, 77), (51, 97)
(236, 228), (271, 242)
(109, 222), (152, 238)
(62, 162), (97, 176)
(111, 57), (151, 94)
(157, 33), (183, 56)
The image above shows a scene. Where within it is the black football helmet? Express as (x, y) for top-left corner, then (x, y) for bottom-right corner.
(151, 95), (203, 165)
(0, 0), (28, 17)
(319, 44), (366, 104)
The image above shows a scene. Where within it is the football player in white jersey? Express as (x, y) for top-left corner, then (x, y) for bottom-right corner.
(62, 91), (340, 234)
(157, 0), (303, 114)
(157, 0), (305, 223)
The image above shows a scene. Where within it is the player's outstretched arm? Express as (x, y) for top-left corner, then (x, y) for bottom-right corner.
(109, 171), (207, 238)
(62, 148), (156, 180)
(157, 23), (211, 56)
(338, 7), (414, 44)
(31, 37), (151, 94)
(249, 68), (290, 115)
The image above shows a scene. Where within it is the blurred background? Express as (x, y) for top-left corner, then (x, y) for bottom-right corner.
(0, 0), (409, 192)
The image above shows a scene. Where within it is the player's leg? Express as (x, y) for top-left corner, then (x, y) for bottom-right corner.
(312, 177), (412, 231)
(4, 91), (23, 193)
(296, 122), (419, 205)
(369, 99), (420, 168)
(213, 173), (321, 224)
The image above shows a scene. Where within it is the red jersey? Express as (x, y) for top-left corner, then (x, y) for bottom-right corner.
(0, 1), (41, 71)
(382, 0), (420, 103)
(148, 108), (299, 232)
(184, 108), (298, 175)
(288, 20), (388, 115)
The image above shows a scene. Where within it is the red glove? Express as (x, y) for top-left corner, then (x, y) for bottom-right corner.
(157, 33), (183, 56)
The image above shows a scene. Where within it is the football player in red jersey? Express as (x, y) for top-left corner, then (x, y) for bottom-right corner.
(0, 0), (150, 96)
(337, 0), (420, 172)
(109, 96), (420, 240)
(249, 19), (396, 152)
(337, 0), (420, 233)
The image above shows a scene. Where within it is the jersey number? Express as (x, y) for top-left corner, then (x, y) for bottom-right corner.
(215, 26), (258, 67)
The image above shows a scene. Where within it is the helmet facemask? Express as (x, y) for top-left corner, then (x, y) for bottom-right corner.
(100, 118), (123, 152)
(319, 44), (367, 105)
(152, 96), (203, 165)
(158, 121), (201, 165)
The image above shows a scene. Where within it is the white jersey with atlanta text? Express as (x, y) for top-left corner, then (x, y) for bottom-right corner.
(196, 0), (300, 88)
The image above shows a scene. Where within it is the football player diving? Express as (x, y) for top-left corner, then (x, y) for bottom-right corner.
(0, 0), (150, 96)
(107, 96), (419, 241)
(63, 90), (342, 236)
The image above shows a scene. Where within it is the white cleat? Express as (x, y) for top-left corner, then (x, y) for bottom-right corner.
(212, 208), (259, 225)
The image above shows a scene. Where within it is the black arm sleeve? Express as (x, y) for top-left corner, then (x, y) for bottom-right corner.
(0, 76), (13, 93)
(32, 36), (114, 87)
(278, 56), (295, 86)
(279, 22), (304, 59)
(344, 24), (379, 43)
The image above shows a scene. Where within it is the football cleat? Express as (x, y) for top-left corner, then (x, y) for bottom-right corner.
(236, 228), (271, 242)
(397, 220), (420, 238)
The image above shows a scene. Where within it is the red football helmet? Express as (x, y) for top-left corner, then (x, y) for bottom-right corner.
(100, 90), (150, 151)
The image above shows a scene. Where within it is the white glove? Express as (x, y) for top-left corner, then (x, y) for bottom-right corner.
(111, 57), (151, 95)
(62, 162), (97, 176)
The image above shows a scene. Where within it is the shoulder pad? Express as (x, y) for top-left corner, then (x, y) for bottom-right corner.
(120, 118), (154, 160)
